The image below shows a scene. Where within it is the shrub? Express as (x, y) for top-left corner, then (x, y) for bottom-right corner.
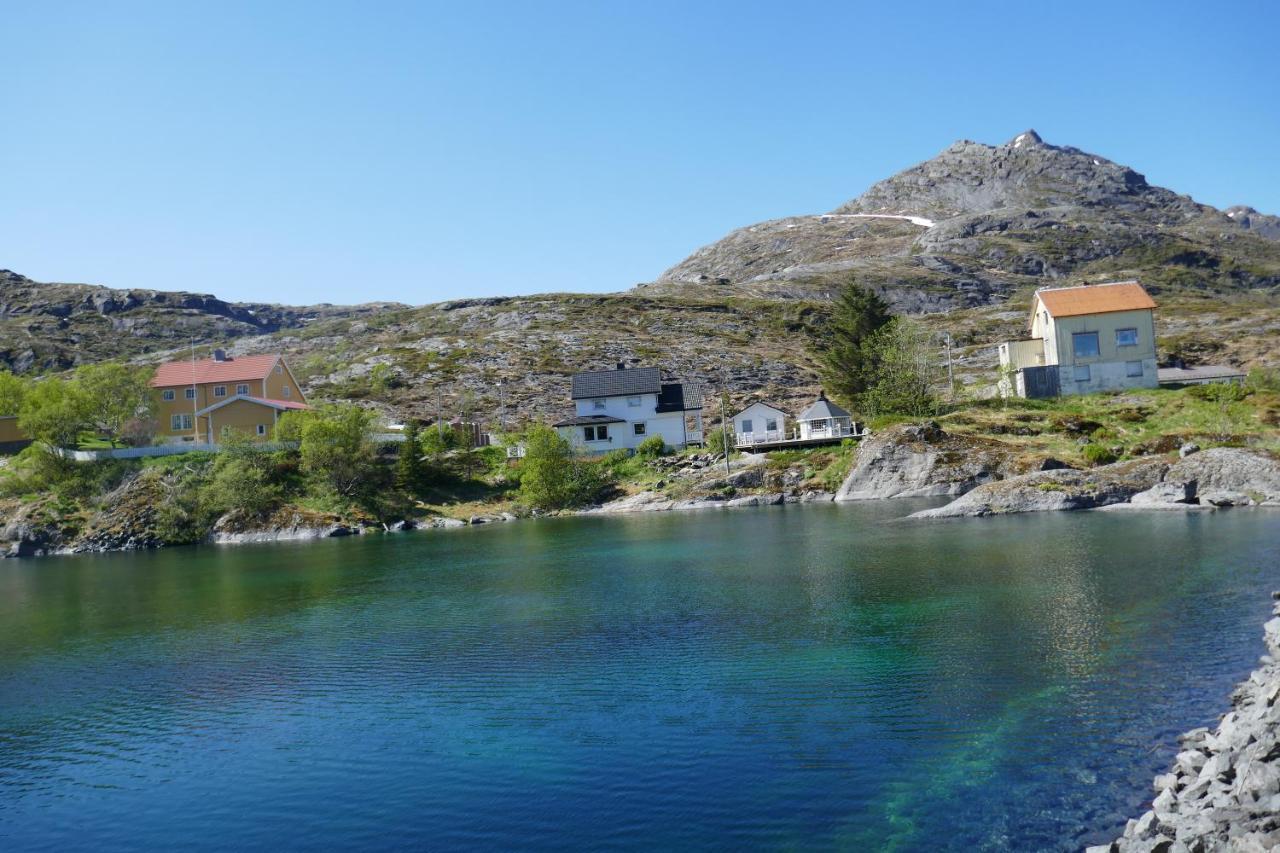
(706, 427), (731, 454)
(1247, 367), (1280, 393)
(636, 435), (668, 458)
(519, 425), (615, 510)
(1081, 444), (1118, 466)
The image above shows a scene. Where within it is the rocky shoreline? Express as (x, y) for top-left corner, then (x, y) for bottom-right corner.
(1089, 597), (1280, 853)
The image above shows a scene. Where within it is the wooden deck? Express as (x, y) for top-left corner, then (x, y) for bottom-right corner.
(734, 431), (869, 452)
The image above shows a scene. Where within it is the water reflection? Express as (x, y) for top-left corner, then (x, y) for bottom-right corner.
(0, 505), (1277, 851)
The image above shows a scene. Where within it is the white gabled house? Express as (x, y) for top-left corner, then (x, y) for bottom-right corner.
(730, 402), (788, 448)
(555, 364), (703, 452)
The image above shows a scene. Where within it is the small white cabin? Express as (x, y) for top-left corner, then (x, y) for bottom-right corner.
(731, 402), (787, 447)
(796, 393), (854, 440)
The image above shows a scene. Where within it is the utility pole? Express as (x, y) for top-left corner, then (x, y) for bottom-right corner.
(496, 382), (506, 432)
(944, 333), (955, 400)
(190, 339), (200, 444)
(436, 386), (444, 441)
(719, 376), (731, 477)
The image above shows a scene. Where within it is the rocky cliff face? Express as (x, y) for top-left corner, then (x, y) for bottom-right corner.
(645, 130), (1280, 307)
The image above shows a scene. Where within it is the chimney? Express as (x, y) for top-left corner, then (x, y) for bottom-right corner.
(212, 349), (227, 362)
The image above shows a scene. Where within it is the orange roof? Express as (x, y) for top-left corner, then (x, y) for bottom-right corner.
(150, 353), (282, 387)
(1036, 282), (1156, 318)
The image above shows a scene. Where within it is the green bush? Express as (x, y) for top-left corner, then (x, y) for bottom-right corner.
(706, 427), (731, 455)
(636, 435), (668, 458)
(518, 425), (615, 510)
(1081, 444), (1118, 466)
(1187, 382), (1248, 403)
(1247, 367), (1280, 393)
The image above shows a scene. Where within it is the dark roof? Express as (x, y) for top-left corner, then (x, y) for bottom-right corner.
(797, 396), (851, 421)
(571, 367), (661, 400)
(553, 415), (627, 427)
(655, 382), (703, 413)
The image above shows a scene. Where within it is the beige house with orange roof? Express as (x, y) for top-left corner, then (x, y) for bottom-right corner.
(998, 281), (1159, 398)
(150, 349), (308, 444)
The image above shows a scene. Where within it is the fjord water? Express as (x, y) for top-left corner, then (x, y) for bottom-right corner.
(2, 505), (1278, 851)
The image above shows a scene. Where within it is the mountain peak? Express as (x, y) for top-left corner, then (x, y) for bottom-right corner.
(1006, 129), (1044, 149)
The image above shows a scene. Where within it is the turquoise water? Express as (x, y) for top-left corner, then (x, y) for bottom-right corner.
(1, 503), (1278, 851)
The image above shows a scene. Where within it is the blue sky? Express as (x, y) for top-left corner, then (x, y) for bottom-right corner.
(3, 1), (1278, 306)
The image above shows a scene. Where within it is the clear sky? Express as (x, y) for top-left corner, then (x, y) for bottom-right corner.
(4, 1), (1278, 306)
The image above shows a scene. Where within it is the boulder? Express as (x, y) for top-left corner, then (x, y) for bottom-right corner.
(835, 422), (1014, 501)
(1165, 448), (1280, 505)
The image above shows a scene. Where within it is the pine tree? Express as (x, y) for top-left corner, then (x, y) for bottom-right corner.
(396, 421), (427, 494)
(817, 279), (892, 403)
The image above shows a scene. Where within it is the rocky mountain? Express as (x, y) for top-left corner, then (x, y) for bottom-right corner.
(4, 129), (1279, 427)
(644, 130), (1280, 308)
(0, 269), (406, 372)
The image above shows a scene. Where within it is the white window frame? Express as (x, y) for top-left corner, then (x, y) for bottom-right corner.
(1073, 365), (1091, 382)
(633, 423), (646, 436)
(1125, 361), (1144, 377)
(1072, 332), (1100, 359)
(281, 385), (291, 398)
(162, 389), (175, 401)
(741, 418), (753, 433)
(214, 385), (227, 398)
(1116, 328), (1139, 347)
(171, 413), (192, 431)
(583, 425), (610, 442)
(185, 388), (196, 400)
(765, 418), (778, 432)
(236, 384), (250, 396)
(592, 398), (606, 411)
(257, 424), (267, 436)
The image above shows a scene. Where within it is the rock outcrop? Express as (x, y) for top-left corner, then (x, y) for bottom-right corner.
(910, 457), (1167, 518)
(835, 422), (1014, 501)
(1090, 596), (1280, 853)
(912, 449), (1280, 519)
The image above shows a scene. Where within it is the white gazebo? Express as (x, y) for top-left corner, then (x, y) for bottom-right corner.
(796, 393), (854, 440)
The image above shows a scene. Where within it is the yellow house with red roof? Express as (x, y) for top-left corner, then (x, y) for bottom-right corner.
(998, 281), (1159, 398)
(150, 349), (308, 444)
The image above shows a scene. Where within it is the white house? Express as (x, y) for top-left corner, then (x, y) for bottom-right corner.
(998, 281), (1160, 398)
(796, 393), (854, 440)
(731, 402), (788, 447)
(555, 364), (703, 452)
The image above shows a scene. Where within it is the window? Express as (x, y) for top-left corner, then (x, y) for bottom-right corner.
(1072, 332), (1100, 359)
(633, 423), (646, 436)
(185, 388), (196, 400)
(162, 389), (175, 401)
(583, 425), (610, 442)
(592, 399), (606, 411)
(1126, 361), (1145, 377)
(282, 385), (291, 398)
(171, 414), (193, 431)
(276, 365), (283, 374)
(1116, 328), (1138, 347)
(1042, 311), (1049, 327)
(214, 385), (227, 398)
(741, 419), (753, 433)
(236, 384), (250, 395)
(765, 418), (778, 432)
(627, 396), (641, 407)
(1073, 365), (1091, 382)
(257, 424), (267, 436)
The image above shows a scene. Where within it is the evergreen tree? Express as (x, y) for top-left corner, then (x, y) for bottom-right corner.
(817, 280), (892, 403)
(396, 421), (427, 494)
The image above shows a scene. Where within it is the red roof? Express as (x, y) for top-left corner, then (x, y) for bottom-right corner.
(150, 353), (282, 387)
(1036, 282), (1156, 318)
